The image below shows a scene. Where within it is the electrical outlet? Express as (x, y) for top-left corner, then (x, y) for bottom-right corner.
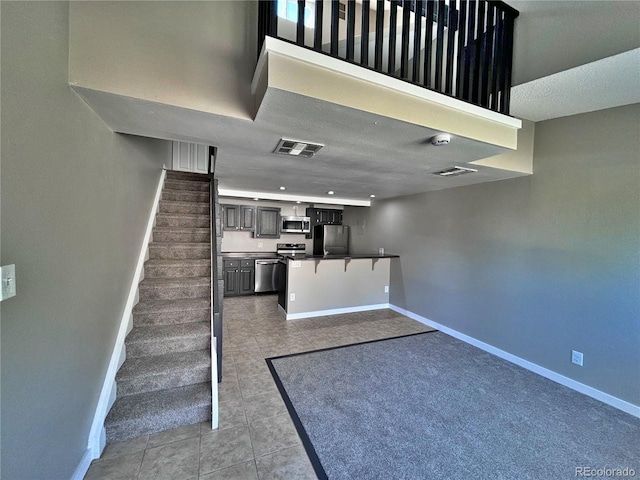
(290, 293), (296, 302)
(292, 261), (301, 268)
(571, 350), (584, 366)
(1, 265), (16, 301)
(384, 285), (389, 293)
(257, 242), (264, 248)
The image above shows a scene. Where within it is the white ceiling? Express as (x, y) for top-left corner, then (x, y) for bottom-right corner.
(510, 48), (640, 122)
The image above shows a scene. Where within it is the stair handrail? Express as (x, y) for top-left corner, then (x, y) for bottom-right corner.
(208, 146), (221, 429)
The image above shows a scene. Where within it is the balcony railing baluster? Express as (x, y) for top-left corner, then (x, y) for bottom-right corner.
(388, 1), (398, 75)
(258, 0), (518, 115)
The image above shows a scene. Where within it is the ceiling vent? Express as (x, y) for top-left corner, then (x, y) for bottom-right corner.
(433, 166), (478, 177)
(274, 139), (324, 158)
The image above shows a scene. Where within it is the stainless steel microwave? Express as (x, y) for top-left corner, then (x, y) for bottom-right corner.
(281, 216), (311, 234)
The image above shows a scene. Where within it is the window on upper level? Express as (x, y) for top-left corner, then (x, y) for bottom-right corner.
(277, 0), (315, 28)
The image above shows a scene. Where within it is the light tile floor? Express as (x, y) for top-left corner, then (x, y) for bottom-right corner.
(85, 295), (433, 480)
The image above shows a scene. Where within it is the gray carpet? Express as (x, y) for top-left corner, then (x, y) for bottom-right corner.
(268, 332), (640, 480)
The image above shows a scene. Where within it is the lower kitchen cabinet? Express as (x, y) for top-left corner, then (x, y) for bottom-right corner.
(224, 268), (240, 296)
(223, 258), (255, 297)
(238, 268), (255, 295)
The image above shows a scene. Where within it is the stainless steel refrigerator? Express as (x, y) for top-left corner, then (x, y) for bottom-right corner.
(313, 225), (350, 256)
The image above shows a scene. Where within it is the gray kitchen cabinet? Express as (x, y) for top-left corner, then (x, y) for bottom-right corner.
(239, 206), (255, 231)
(222, 204), (255, 232)
(305, 207), (343, 238)
(222, 205), (240, 231)
(255, 207), (280, 238)
(223, 258), (255, 297)
(239, 268), (255, 295)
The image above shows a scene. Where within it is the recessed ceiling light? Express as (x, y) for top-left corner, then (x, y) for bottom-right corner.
(327, 191), (335, 195)
(370, 194), (376, 198)
(279, 186), (286, 190)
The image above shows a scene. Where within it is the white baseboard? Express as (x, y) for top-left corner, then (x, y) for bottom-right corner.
(389, 304), (640, 418)
(286, 303), (389, 320)
(71, 448), (94, 480)
(84, 169), (167, 464)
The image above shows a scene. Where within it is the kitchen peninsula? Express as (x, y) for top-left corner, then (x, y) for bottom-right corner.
(278, 254), (398, 320)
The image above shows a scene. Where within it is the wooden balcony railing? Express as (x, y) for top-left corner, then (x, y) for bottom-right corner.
(258, 0), (519, 115)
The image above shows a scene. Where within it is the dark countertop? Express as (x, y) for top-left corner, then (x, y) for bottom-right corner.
(222, 252), (280, 259)
(282, 253), (399, 260)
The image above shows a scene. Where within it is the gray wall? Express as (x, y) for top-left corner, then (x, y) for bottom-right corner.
(344, 104), (640, 405)
(1, 2), (171, 479)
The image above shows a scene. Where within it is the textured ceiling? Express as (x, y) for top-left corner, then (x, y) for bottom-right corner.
(510, 48), (640, 122)
(73, 1), (639, 204)
(75, 84), (526, 204)
(214, 87), (520, 201)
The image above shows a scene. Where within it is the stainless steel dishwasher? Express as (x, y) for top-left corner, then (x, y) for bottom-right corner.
(254, 259), (279, 293)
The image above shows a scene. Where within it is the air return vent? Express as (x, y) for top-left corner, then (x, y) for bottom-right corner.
(433, 166), (478, 177)
(274, 139), (324, 158)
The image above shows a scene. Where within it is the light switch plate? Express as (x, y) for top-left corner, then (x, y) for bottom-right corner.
(1, 264), (16, 301)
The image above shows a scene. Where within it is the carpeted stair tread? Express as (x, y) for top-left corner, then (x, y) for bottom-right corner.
(155, 213), (210, 228)
(132, 298), (211, 326)
(105, 382), (211, 442)
(145, 258), (211, 267)
(165, 171), (210, 182)
(117, 349), (210, 381)
(161, 191), (210, 204)
(152, 228), (210, 243)
(153, 227), (210, 233)
(144, 258), (211, 278)
(116, 350), (210, 395)
(140, 276), (211, 288)
(125, 322), (210, 358)
(156, 213), (210, 221)
(126, 322), (210, 349)
(148, 243), (211, 260)
(149, 241), (210, 247)
(159, 200), (210, 215)
(133, 298), (211, 315)
(164, 180), (211, 192)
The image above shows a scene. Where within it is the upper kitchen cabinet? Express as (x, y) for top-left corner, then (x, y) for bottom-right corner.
(239, 206), (256, 231)
(222, 204), (255, 232)
(306, 207), (343, 237)
(307, 208), (343, 226)
(255, 207), (280, 238)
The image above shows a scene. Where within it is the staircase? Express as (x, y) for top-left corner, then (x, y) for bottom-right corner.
(105, 171), (213, 443)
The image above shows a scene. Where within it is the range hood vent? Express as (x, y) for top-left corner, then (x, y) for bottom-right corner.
(433, 166), (478, 177)
(274, 139), (324, 158)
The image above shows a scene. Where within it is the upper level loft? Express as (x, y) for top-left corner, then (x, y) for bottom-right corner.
(68, 0), (531, 204)
(259, 0), (519, 116)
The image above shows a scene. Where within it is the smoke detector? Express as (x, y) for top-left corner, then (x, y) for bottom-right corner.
(274, 139), (324, 157)
(433, 166), (478, 177)
(431, 134), (451, 146)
